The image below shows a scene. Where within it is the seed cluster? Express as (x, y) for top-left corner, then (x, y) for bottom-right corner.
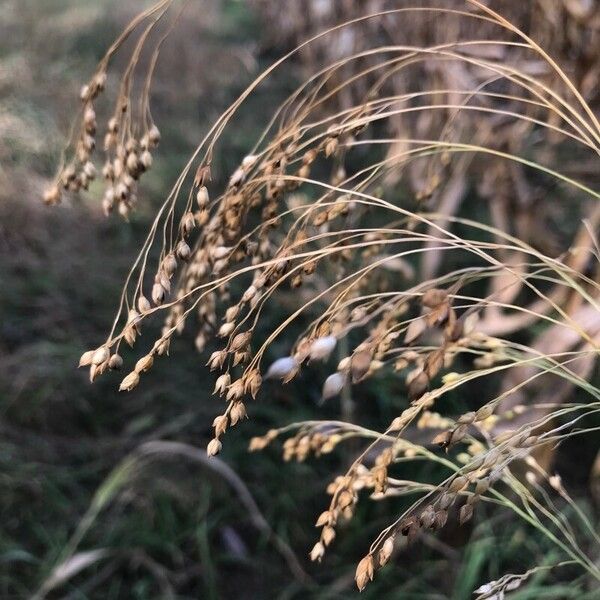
(64, 0), (600, 593)
(44, 1), (173, 216)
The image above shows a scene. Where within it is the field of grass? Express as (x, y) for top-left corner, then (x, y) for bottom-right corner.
(1, 1), (599, 599)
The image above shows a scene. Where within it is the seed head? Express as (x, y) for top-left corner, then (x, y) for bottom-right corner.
(147, 125), (161, 147)
(84, 106), (96, 128)
(176, 240), (191, 261)
(264, 356), (298, 380)
(475, 404), (495, 421)
(214, 373), (231, 395)
(321, 526), (336, 546)
(137, 295), (152, 313)
(93, 71), (106, 91)
(351, 350), (372, 383)
(228, 167), (245, 188)
(124, 324), (137, 347)
(408, 369), (429, 401)
(43, 185), (61, 206)
(242, 285), (257, 303)
(378, 537), (395, 566)
(207, 350), (227, 371)
(226, 379), (245, 402)
(450, 424), (468, 445)
(196, 186), (209, 208)
(325, 137), (338, 158)
(241, 154), (257, 169)
(218, 322), (235, 337)
(322, 372), (345, 401)
(459, 503), (474, 525)
(432, 430), (452, 449)
(449, 475), (469, 493)
(79, 350), (95, 368)
(229, 401), (247, 425)
(140, 150), (153, 169)
(420, 505), (435, 529)
(211, 246), (231, 260)
(82, 134), (95, 152)
(152, 282), (166, 306)
(422, 288), (448, 308)
(108, 117), (119, 134)
(207, 438), (222, 457)
(229, 331), (251, 353)
(243, 369), (262, 398)
(108, 354), (123, 370)
(182, 212), (196, 236)
(162, 254), (178, 277)
(221, 305), (238, 323)
(83, 161), (96, 180)
(80, 84), (90, 102)
(309, 335), (337, 361)
(135, 354), (154, 373)
(92, 346), (109, 366)
(309, 542), (325, 562)
(434, 510), (448, 529)
(315, 511), (332, 527)
(474, 478), (489, 495)
(337, 489), (354, 510)
(119, 371), (140, 392)
(212, 415), (228, 437)
(127, 309), (141, 329)
(355, 555), (374, 591)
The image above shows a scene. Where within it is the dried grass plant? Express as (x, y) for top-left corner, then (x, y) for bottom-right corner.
(46, 0), (600, 595)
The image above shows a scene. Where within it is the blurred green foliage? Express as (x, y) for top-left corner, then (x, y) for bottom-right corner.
(0, 1), (597, 598)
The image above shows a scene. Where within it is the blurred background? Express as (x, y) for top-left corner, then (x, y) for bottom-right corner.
(1, 1), (599, 598)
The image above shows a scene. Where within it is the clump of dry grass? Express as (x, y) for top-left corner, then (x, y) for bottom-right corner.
(43, 0), (184, 216)
(48, 0), (600, 593)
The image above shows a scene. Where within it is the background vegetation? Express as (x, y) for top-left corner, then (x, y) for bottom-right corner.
(0, 1), (598, 598)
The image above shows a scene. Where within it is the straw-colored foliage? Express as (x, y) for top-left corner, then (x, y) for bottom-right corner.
(46, 0), (599, 594)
